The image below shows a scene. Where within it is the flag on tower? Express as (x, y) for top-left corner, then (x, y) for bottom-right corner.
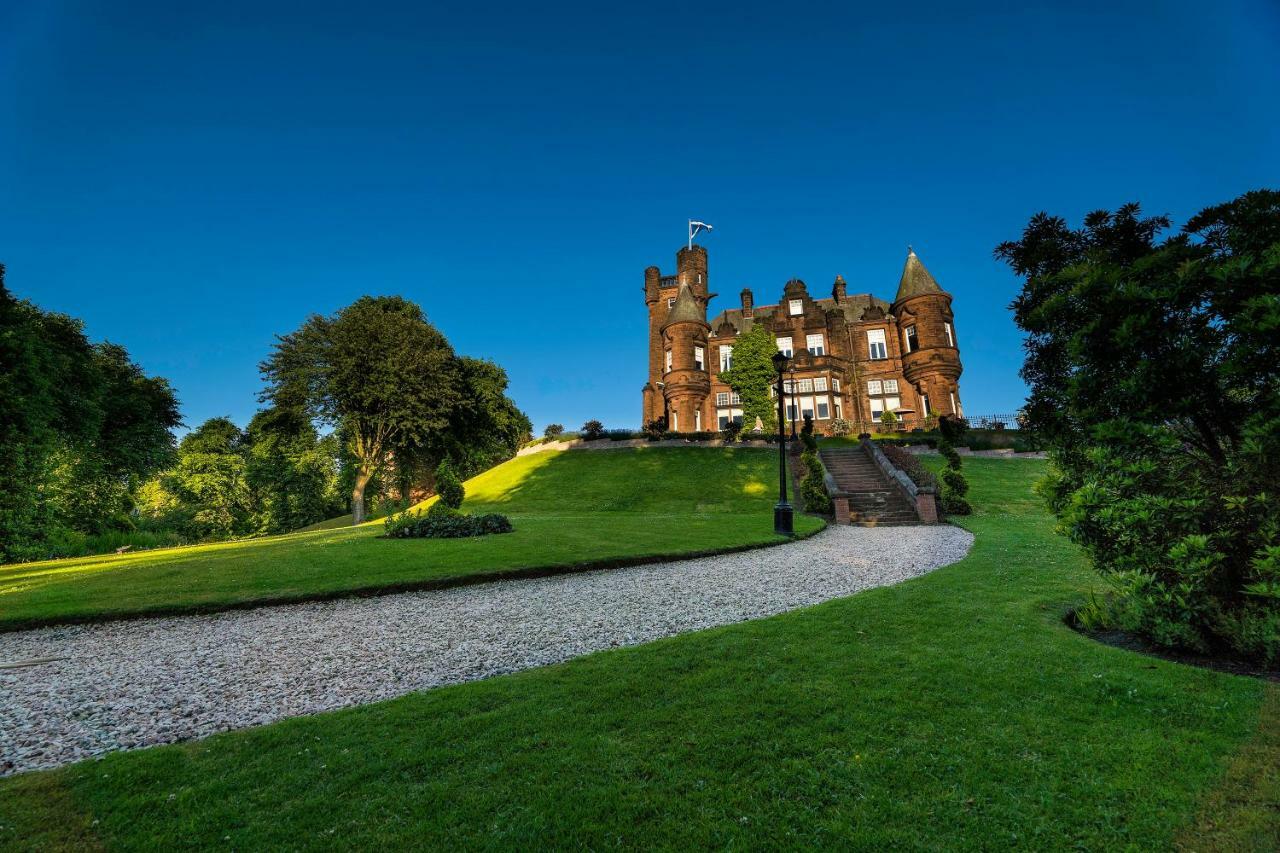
(688, 220), (714, 249)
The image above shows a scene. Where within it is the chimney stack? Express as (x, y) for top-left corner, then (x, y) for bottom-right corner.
(740, 288), (754, 318)
(832, 274), (847, 303)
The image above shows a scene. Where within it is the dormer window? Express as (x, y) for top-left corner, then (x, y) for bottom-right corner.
(789, 299), (803, 316)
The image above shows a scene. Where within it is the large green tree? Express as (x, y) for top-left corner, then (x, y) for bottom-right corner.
(244, 407), (342, 534)
(716, 323), (777, 433)
(163, 417), (252, 540)
(0, 267), (180, 561)
(261, 296), (526, 523)
(996, 189), (1280, 662)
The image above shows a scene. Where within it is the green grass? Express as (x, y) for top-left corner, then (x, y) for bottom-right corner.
(1, 456), (1275, 849)
(0, 448), (822, 630)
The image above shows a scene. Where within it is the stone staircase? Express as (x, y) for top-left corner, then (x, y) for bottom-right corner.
(818, 446), (922, 526)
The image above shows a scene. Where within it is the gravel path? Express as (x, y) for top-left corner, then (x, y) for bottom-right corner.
(1, 524), (972, 776)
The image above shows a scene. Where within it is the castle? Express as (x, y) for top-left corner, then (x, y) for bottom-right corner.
(641, 244), (963, 434)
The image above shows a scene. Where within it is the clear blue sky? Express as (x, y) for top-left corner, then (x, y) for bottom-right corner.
(2, 1), (1277, 434)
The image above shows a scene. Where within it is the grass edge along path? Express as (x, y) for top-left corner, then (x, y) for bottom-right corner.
(1, 457), (1276, 849)
(0, 448), (823, 632)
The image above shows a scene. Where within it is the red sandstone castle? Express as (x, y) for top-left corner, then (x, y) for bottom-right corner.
(641, 244), (963, 434)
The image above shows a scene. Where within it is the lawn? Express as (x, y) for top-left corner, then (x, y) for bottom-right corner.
(0, 448), (822, 631)
(1, 457), (1275, 849)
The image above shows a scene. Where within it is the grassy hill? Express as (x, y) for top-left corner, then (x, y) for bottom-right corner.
(0, 448), (822, 631)
(3, 457), (1275, 848)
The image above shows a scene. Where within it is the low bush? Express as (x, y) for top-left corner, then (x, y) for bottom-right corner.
(799, 450), (833, 515)
(829, 417), (854, 437)
(937, 416), (971, 515)
(721, 422), (742, 442)
(880, 445), (938, 491)
(606, 429), (641, 441)
(642, 417), (668, 440)
(580, 420), (606, 441)
(654, 431), (716, 442)
(384, 503), (513, 539)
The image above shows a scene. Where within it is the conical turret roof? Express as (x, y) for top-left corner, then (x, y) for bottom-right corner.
(895, 248), (944, 302)
(663, 283), (707, 328)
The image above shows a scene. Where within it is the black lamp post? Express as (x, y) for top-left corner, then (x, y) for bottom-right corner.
(771, 350), (794, 535)
(787, 367), (799, 439)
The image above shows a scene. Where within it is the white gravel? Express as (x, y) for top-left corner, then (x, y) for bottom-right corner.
(0, 524), (972, 776)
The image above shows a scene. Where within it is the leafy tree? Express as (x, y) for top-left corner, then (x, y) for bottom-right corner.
(433, 357), (530, 478)
(996, 189), (1280, 662)
(717, 323), (777, 433)
(164, 417), (252, 539)
(580, 419), (606, 440)
(244, 407), (341, 534)
(260, 297), (462, 523)
(0, 268), (179, 561)
(544, 423), (564, 439)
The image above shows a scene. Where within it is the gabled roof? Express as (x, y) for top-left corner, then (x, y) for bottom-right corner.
(709, 293), (890, 337)
(662, 283), (707, 329)
(894, 249), (944, 302)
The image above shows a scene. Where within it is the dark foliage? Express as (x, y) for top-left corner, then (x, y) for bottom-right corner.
(996, 189), (1280, 663)
(434, 458), (465, 509)
(936, 416), (971, 515)
(881, 445), (939, 491)
(383, 503), (512, 539)
(580, 420), (606, 441)
(543, 424), (565, 440)
(642, 417), (668, 439)
(720, 421), (743, 442)
(799, 450), (833, 515)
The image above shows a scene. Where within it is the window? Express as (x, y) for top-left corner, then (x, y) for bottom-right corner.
(695, 410), (701, 431)
(717, 408), (744, 430)
(786, 401), (798, 422)
(867, 329), (887, 360)
(884, 396), (901, 413)
(716, 392), (730, 406)
(789, 299), (803, 316)
(671, 411), (678, 431)
(730, 391), (741, 405)
(796, 378), (814, 393)
(667, 297), (676, 308)
(664, 350), (672, 373)
(814, 377), (828, 392)
(905, 325), (919, 353)
(816, 398), (830, 419)
(777, 337), (793, 357)
(694, 346), (704, 371)
(806, 333), (825, 356)
(951, 391), (961, 417)
(867, 380), (882, 395)
(945, 322), (955, 348)
(883, 379), (899, 394)
(834, 398), (843, 420)
(833, 378), (841, 393)
(800, 396), (815, 422)
(869, 397), (884, 420)
(920, 393), (930, 416)
(719, 345), (733, 372)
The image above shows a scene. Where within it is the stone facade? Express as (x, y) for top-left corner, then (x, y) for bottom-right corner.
(641, 245), (963, 434)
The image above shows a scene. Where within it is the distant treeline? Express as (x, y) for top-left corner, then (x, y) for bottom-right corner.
(0, 271), (529, 563)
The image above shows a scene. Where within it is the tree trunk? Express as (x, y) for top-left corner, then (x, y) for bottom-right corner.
(351, 466), (374, 524)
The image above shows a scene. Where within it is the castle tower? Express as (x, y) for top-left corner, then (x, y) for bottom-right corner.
(891, 249), (963, 418)
(642, 245), (710, 427)
(660, 282), (711, 431)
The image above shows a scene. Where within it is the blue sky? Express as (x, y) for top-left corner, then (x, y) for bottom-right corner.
(2, 1), (1277, 434)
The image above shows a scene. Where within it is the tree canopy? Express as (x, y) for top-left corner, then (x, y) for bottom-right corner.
(997, 189), (1280, 662)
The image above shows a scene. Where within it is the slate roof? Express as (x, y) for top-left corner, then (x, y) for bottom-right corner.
(662, 283), (707, 329)
(710, 293), (890, 335)
(894, 249), (943, 302)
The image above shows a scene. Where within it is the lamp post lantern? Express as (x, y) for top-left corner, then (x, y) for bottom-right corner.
(771, 350), (794, 535)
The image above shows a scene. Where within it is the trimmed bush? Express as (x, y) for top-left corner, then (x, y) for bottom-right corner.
(799, 450), (833, 515)
(936, 416), (971, 515)
(434, 459), (465, 509)
(384, 503), (513, 539)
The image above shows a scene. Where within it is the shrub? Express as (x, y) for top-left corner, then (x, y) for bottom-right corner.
(880, 410), (899, 432)
(606, 429), (640, 441)
(799, 450), (833, 515)
(384, 503), (513, 539)
(642, 416), (668, 440)
(881, 445), (938, 491)
(658, 431), (715, 442)
(543, 423), (564, 440)
(580, 420), (606, 441)
(433, 458), (465, 509)
(721, 421), (742, 442)
(829, 417), (854, 437)
(936, 415), (971, 515)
